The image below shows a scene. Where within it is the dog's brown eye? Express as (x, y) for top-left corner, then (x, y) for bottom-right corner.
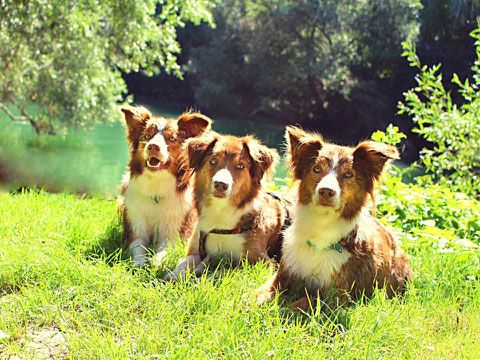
(236, 164), (245, 170)
(168, 136), (176, 142)
(313, 165), (322, 173)
(209, 158), (218, 166)
(144, 134), (151, 140)
(344, 171), (353, 178)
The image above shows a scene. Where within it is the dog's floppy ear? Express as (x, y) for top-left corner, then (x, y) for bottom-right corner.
(243, 136), (279, 182)
(186, 134), (218, 170)
(178, 111), (212, 138)
(353, 141), (399, 191)
(285, 126), (323, 179)
(120, 105), (151, 148)
(175, 134), (217, 191)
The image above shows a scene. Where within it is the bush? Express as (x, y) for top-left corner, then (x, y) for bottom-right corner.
(398, 26), (480, 197)
(369, 125), (480, 263)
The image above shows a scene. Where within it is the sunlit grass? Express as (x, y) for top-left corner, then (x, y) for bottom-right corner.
(0, 190), (479, 359)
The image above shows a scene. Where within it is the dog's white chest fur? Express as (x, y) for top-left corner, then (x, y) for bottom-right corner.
(124, 171), (191, 241)
(199, 197), (250, 260)
(205, 233), (245, 259)
(282, 205), (357, 289)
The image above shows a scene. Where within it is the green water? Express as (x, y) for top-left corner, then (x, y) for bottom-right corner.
(0, 103), (288, 197)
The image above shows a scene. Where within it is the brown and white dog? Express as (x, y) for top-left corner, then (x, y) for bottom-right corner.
(165, 133), (291, 280)
(120, 105), (211, 266)
(254, 126), (412, 309)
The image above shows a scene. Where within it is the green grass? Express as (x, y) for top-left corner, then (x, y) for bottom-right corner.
(0, 189), (479, 359)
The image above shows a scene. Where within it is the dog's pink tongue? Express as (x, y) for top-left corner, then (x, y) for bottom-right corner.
(159, 161), (170, 170)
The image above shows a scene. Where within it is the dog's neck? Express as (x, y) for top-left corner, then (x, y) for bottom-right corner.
(292, 204), (360, 249)
(129, 170), (184, 200)
(198, 196), (258, 232)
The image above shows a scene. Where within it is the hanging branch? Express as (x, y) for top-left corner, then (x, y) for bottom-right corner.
(0, 102), (42, 135)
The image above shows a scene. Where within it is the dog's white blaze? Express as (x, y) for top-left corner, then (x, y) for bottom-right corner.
(212, 168), (234, 195)
(282, 204), (358, 289)
(331, 153), (339, 169)
(144, 131), (169, 163)
(124, 170), (193, 263)
(313, 172), (341, 208)
(198, 197), (252, 260)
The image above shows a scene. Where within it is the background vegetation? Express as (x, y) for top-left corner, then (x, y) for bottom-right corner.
(0, 0), (213, 134)
(126, 0), (480, 161)
(1, 2), (480, 357)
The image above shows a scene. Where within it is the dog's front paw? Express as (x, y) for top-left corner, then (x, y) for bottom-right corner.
(290, 297), (311, 311)
(130, 256), (149, 268)
(163, 270), (185, 282)
(252, 288), (275, 307)
(151, 250), (168, 268)
(164, 255), (203, 282)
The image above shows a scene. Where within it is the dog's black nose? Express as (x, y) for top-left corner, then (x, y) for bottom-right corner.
(147, 143), (160, 152)
(214, 181), (229, 192)
(318, 187), (336, 198)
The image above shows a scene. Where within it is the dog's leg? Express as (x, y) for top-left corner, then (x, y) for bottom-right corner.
(253, 261), (294, 306)
(125, 211), (151, 267)
(151, 233), (169, 266)
(290, 297), (311, 311)
(128, 237), (150, 267)
(164, 254), (206, 281)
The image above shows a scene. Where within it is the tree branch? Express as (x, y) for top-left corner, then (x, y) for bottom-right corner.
(0, 102), (29, 122)
(0, 102), (42, 135)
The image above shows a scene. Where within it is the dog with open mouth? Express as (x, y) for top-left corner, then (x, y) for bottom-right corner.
(120, 105), (211, 267)
(253, 127), (412, 310)
(165, 132), (291, 280)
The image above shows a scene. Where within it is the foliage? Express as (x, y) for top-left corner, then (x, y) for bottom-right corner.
(371, 124), (407, 146)
(420, 0), (480, 47)
(372, 125), (480, 255)
(398, 27), (480, 196)
(0, 0), (214, 134)
(378, 175), (480, 253)
(186, 0), (420, 122)
(0, 190), (479, 358)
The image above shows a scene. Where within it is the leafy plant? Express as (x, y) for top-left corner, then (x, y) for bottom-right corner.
(371, 126), (480, 259)
(377, 174), (480, 259)
(371, 124), (407, 146)
(0, 0), (214, 134)
(398, 26), (480, 196)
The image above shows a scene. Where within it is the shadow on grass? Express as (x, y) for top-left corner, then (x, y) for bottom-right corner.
(84, 212), (127, 265)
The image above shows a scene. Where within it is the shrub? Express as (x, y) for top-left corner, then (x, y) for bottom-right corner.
(398, 26), (480, 197)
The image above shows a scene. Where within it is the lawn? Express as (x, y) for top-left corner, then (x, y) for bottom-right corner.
(0, 187), (479, 359)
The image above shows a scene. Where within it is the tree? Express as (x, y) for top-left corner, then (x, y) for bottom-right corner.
(417, 0), (480, 91)
(186, 0), (420, 123)
(0, 0), (214, 134)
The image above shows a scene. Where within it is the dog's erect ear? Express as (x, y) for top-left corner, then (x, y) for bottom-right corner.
(120, 105), (151, 148)
(186, 134), (218, 170)
(178, 112), (212, 138)
(285, 126), (323, 179)
(244, 137), (279, 182)
(353, 141), (399, 190)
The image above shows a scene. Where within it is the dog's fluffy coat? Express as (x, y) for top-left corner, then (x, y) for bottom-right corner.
(254, 127), (412, 309)
(120, 105), (211, 266)
(166, 133), (291, 280)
